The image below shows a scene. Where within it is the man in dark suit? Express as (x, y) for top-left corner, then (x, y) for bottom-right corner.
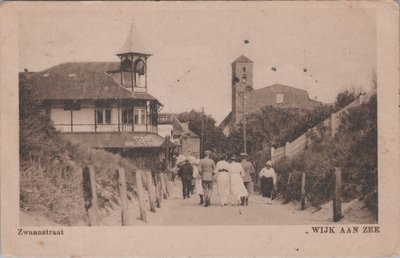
(178, 158), (193, 199)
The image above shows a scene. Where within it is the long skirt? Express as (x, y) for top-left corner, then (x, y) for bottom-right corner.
(217, 172), (230, 197)
(261, 177), (274, 198)
(230, 173), (248, 201)
(195, 178), (203, 195)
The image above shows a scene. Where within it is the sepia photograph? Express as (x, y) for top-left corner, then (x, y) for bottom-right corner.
(1, 1), (399, 256)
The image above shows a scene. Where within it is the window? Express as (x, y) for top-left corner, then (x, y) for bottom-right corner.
(135, 60), (146, 88)
(276, 93), (284, 104)
(243, 67), (246, 72)
(95, 109), (111, 124)
(122, 108), (133, 124)
(134, 109), (147, 125)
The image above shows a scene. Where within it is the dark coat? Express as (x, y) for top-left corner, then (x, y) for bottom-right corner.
(178, 162), (193, 180)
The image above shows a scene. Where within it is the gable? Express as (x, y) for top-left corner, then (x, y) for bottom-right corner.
(246, 84), (313, 113)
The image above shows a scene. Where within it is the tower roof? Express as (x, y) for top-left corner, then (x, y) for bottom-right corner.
(232, 55), (253, 64)
(116, 22), (151, 56)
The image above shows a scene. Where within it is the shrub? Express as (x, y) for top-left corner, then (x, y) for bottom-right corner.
(273, 94), (377, 217)
(19, 75), (138, 225)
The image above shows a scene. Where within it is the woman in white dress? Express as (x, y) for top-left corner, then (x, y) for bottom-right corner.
(192, 159), (204, 205)
(215, 156), (231, 206)
(229, 155), (248, 206)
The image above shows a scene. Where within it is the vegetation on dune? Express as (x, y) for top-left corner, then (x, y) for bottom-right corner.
(274, 93), (377, 217)
(19, 77), (138, 225)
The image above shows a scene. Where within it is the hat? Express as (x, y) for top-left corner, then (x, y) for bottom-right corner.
(193, 159), (200, 165)
(240, 153), (248, 157)
(231, 155), (238, 160)
(266, 160), (272, 166)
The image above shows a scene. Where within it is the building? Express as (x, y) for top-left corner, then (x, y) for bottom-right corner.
(158, 113), (201, 158)
(21, 23), (174, 171)
(219, 55), (321, 135)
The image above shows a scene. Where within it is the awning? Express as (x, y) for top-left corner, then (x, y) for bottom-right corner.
(61, 132), (174, 149)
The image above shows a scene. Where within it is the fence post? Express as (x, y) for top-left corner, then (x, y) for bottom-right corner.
(285, 142), (290, 158)
(154, 173), (161, 208)
(117, 168), (130, 226)
(331, 113), (337, 137)
(333, 167), (342, 222)
(306, 129), (312, 147)
(359, 94), (364, 104)
(301, 171), (306, 210)
(271, 147), (275, 163)
(283, 172), (292, 203)
(145, 170), (157, 212)
(135, 170), (147, 222)
(82, 166), (99, 226)
(161, 173), (169, 199)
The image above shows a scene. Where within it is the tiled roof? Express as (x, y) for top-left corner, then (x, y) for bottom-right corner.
(218, 111), (232, 129)
(158, 113), (199, 138)
(116, 23), (151, 56)
(22, 62), (159, 102)
(246, 84), (311, 113)
(233, 55), (253, 64)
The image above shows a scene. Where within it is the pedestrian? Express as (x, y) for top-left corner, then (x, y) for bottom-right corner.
(178, 158), (193, 199)
(240, 153), (255, 205)
(192, 159), (204, 205)
(259, 160), (277, 205)
(215, 155), (231, 206)
(199, 150), (216, 207)
(229, 155), (248, 206)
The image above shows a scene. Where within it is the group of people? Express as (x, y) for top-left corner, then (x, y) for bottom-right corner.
(176, 150), (277, 207)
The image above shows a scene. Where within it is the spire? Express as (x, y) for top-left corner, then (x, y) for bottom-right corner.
(116, 22), (151, 56)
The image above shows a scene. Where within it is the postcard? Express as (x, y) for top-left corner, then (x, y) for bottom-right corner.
(1, 1), (399, 256)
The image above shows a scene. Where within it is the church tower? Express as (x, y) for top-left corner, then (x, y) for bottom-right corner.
(116, 23), (151, 93)
(231, 55), (254, 124)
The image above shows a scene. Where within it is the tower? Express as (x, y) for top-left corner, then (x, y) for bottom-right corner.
(116, 23), (151, 93)
(231, 55), (253, 124)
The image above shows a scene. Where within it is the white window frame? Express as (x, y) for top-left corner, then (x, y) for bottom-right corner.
(134, 108), (147, 125)
(95, 108), (112, 124)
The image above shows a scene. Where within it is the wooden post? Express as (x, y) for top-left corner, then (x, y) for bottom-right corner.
(82, 166), (99, 226)
(306, 129), (312, 147)
(271, 147), (275, 164)
(154, 173), (161, 208)
(284, 172), (292, 203)
(145, 171), (157, 212)
(301, 171), (306, 210)
(117, 168), (130, 226)
(331, 113), (337, 137)
(161, 173), (169, 199)
(285, 142), (290, 158)
(165, 136), (170, 171)
(333, 167), (342, 222)
(135, 170), (147, 222)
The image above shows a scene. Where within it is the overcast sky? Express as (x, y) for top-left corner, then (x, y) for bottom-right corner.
(19, 2), (377, 123)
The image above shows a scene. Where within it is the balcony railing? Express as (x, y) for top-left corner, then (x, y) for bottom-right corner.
(54, 123), (158, 134)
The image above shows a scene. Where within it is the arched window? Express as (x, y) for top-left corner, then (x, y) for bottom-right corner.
(134, 60), (146, 87)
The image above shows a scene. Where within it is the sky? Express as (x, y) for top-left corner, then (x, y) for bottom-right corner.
(19, 2), (377, 123)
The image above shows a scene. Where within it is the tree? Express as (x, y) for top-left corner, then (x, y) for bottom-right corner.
(334, 89), (359, 111)
(19, 73), (60, 163)
(177, 110), (227, 156)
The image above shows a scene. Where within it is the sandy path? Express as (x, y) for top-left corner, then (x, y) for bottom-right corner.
(99, 179), (375, 226)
